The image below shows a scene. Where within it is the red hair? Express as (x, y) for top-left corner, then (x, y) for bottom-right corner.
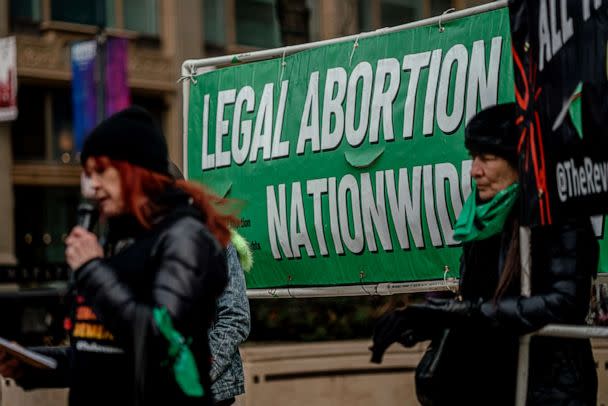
(88, 157), (237, 247)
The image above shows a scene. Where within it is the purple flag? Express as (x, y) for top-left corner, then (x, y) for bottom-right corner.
(105, 37), (131, 116)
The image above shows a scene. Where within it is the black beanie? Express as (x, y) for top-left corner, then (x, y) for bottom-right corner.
(81, 106), (170, 175)
(465, 103), (519, 165)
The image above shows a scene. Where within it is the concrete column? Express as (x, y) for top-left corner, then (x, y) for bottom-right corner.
(319, 0), (358, 40)
(0, 0), (16, 265)
(164, 0), (203, 172)
(452, 0), (467, 10)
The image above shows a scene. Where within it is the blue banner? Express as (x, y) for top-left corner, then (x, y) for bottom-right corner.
(71, 40), (97, 154)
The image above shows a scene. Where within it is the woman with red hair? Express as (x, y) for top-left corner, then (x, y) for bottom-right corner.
(0, 106), (234, 406)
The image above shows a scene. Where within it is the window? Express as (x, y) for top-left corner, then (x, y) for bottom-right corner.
(359, 0), (454, 31)
(10, 0), (158, 36)
(52, 90), (75, 164)
(11, 85), (45, 160)
(205, 0), (317, 50)
(11, 86), (75, 163)
(14, 186), (80, 265)
(10, 0), (41, 24)
(276, 0), (310, 45)
(306, 0), (320, 41)
(380, 0), (423, 27)
(430, 0), (453, 16)
(51, 0), (109, 27)
(124, 0), (159, 36)
(204, 0), (226, 47)
(236, 0), (282, 48)
(359, 0), (373, 32)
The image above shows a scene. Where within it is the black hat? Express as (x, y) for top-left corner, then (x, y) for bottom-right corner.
(81, 106), (169, 175)
(465, 103), (518, 165)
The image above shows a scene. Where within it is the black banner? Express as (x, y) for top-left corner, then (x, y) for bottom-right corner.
(509, 0), (608, 226)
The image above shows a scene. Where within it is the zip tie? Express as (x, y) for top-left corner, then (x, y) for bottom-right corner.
(349, 35), (360, 67)
(438, 8), (456, 33)
(177, 64), (198, 84)
(443, 265), (457, 294)
(359, 270), (374, 296)
(278, 49), (287, 84)
(287, 274), (295, 298)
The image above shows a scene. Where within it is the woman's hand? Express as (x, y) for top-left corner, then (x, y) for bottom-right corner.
(370, 308), (428, 363)
(0, 348), (24, 380)
(65, 226), (103, 270)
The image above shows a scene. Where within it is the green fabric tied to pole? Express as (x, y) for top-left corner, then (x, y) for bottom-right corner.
(153, 307), (204, 397)
(453, 182), (520, 242)
(569, 82), (584, 140)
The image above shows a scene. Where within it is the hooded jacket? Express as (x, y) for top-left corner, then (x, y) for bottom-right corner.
(208, 243), (250, 402)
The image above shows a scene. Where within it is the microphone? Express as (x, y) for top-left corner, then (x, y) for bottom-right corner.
(78, 173), (98, 231)
(69, 202), (98, 280)
(76, 202), (99, 232)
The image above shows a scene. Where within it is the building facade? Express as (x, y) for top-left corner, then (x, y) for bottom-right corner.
(0, 0), (492, 341)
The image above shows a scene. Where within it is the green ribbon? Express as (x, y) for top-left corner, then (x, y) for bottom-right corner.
(153, 307), (204, 397)
(453, 182), (519, 242)
(569, 82), (583, 139)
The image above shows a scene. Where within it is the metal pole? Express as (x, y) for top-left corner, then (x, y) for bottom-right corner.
(515, 334), (531, 405)
(246, 279), (458, 299)
(181, 73), (190, 178)
(515, 226), (532, 406)
(513, 321), (608, 406)
(535, 325), (608, 339)
(244, 273), (608, 299)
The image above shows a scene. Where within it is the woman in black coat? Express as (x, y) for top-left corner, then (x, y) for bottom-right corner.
(0, 107), (235, 406)
(371, 103), (598, 405)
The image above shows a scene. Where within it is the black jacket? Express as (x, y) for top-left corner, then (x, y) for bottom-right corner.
(23, 199), (228, 406)
(433, 216), (598, 406)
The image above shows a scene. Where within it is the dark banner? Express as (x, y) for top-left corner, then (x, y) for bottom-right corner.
(509, 0), (608, 226)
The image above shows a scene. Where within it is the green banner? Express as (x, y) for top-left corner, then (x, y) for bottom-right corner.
(186, 8), (515, 289)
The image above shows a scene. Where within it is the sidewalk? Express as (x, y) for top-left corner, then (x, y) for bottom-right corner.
(2, 339), (608, 405)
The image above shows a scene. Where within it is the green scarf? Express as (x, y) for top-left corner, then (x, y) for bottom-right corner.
(453, 182), (519, 242)
(153, 307), (204, 397)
